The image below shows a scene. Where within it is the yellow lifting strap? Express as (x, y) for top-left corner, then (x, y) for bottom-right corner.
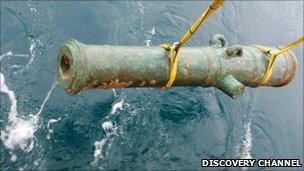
(253, 36), (304, 86)
(160, 0), (225, 89)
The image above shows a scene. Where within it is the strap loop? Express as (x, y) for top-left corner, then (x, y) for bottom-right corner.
(161, 0), (225, 89)
(253, 36), (303, 86)
(160, 42), (180, 89)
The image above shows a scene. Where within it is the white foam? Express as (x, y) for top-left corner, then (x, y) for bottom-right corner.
(26, 39), (42, 69)
(92, 122), (117, 165)
(0, 39), (41, 70)
(137, 1), (144, 14)
(0, 51), (13, 60)
(34, 160), (39, 166)
(0, 73), (18, 122)
(1, 117), (37, 151)
(111, 99), (124, 114)
(27, 1), (38, 14)
(92, 120), (120, 165)
(47, 118), (61, 139)
(1, 73), (57, 155)
(151, 26), (156, 35)
(30, 7), (37, 13)
(36, 82), (57, 116)
(139, 8), (144, 14)
(0, 51), (29, 61)
(102, 121), (114, 133)
(240, 120), (252, 159)
(93, 139), (106, 159)
(145, 40), (151, 47)
(112, 89), (117, 97)
(92, 96), (125, 165)
(10, 153), (17, 162)
(145, 27), (156, 47)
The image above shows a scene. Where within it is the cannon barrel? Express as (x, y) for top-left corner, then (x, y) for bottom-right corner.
(57, 37), (297, 98)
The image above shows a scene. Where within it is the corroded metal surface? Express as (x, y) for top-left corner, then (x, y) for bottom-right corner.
(57, 36), (297, 98)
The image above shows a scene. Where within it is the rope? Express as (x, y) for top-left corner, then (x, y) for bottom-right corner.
(160, 0), (225, 89)
(253, 36), (304, 86)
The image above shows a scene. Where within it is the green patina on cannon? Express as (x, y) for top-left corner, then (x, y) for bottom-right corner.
(56, 34), (297, 99)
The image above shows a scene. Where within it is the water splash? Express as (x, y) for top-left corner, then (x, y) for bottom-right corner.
(27, 1), (38, 14)
(239, 119), (253, 171)
(101, 121), (114, 133)
(93, 139), (107, 161)
(46, 118), (61, 139)
(1, 73), (37, 152)
(10, 153), (17, 162)
(0, 73), (57, 161)
(0, 73), (18, 122)
(92, 97), (125, 165)
(111, 99), (124, 114)
(92, 121), (118, 165)
(0, 38), (42, 71)
(241, 96), (255, 161)
(26, 39), (42, 69)
(240, 120), (253, 159)
(36, 81), (57, 116)
(112, 89), (118, 97)
(137, 1), (144, 14)
(145, 26), (156, 47)
(0, 51), (29, 61)
(239, 95), (254, 171)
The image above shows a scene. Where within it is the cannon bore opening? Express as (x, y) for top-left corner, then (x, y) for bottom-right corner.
(60, 55), (71, 78)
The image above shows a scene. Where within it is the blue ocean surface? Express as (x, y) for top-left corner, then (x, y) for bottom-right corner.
(0, 1), (303, 170)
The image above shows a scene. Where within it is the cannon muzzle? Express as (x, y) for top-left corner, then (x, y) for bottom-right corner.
(57, 37), (297, 98)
